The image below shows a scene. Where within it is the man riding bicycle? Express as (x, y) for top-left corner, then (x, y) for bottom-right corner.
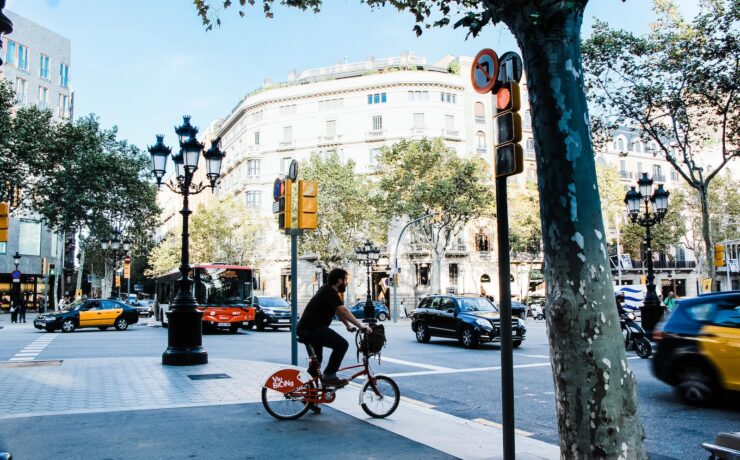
(297, 268), (371, 390)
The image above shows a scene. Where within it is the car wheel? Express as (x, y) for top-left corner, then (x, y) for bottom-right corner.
(512, 340), (522, 348)
(377, 312), (388, 321)
(415, 322), (431, 343)
(676, 363), (716, 405)
(460, 326), (479, 349)
(243, 321), (254, 330)
(61, 319), (75, 333)
(535, 314), (545, 321)
(98, 326), (109, 331)
(115, 317), (129, 331)
(229, 324), (240, 334)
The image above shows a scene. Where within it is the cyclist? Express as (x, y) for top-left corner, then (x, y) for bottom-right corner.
(297, 268), (370, 390)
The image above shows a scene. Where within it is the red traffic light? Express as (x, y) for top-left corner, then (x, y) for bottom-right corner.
(495, 82), (520, 113)
(497, 88), (511, 111)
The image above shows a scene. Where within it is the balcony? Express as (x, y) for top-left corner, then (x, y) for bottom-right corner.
(475, 115), (486, 124)
(615, 260), (697, 270)
(476, 147), (487, 154)
(446, 244), (468, 256)
(277, 140), (294, 151)
(620, 170), (633, 180)
(366, 129), (386, 141)
(408, 243), (429, 254)
(524, 150), (536, 160)
(653, 174), (666, 182)
(318, 135), (341, 147)
(444, 129), (461, 141)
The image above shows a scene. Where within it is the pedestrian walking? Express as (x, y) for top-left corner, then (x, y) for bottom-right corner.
(663, 291), (677, 315)
(9, 300), (17, 323)
(19, 294), (28, 323)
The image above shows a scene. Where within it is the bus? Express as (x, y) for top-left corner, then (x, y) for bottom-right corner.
(154, 263), (259, 333)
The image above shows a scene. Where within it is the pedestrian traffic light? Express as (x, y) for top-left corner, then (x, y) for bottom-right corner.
(714, 243), (726, 267)
(41, 257), (47, 275)
(494, 82), (523, 178)
(123, 262), (131, 278)
(0, 202), (8, 243)
(49, 264), (55, 276)
(297, 180), (318, 230)
(640, 275), (646, 285)
(278, 179), (293, 230)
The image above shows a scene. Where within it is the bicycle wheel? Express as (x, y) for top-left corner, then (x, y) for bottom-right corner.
(261, 384), (311, 420)
(360, 376), (400, 418)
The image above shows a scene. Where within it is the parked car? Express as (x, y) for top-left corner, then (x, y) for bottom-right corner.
(349, 301), (390, 321)
(128, 300), (153, 317)
(34, 299), (139, 333)
(245, 296), (292, 331)
(651, 290), (740, 405)
(508, 300), (528, 319)
(410, 294), (527, 349)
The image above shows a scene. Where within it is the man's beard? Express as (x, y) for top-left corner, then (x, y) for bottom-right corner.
(337, 283), (347, 293)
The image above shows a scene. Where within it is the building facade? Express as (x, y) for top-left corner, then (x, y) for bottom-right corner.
(0, 11), (72, 311)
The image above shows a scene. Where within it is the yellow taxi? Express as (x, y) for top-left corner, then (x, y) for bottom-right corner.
(652, 291), (740, 405)
(34, 299), (140, 333)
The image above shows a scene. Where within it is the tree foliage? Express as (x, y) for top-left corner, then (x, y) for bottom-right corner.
(583, 0), (740, 282)
(508, 181), (541, 259)
(298, 151), (385, 267)
(376, 138), (493, 293)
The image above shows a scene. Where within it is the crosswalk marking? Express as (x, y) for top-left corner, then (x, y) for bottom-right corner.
(7, 335), (58, 362)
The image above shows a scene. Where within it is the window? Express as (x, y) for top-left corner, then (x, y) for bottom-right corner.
(367, 92), (387, 104)
(616, 137), (625, 151)
(637, 162), (643, 175)
(713, 303), (740, 328)
(372, 115), (383, 131)
(476, 131), (486, 150)
(5, 40), (16, 66)
(254, 131), (260, 145)
(633, 141), (643, 153)
(527, 166), (537, 180)
(15, 78), (27, 105)
(413, 113), (425, 129)
(16, 43), (28, 71)
(526, 138), (535, 151)
(282, 126), (292, 142)
(244, 191), (262, 209)
(319, 98), (343, 111)
(440, 92), (456, 103)
(671, 170), (679, 181)
(251, 110), (264, 123)
(325, 120), (336, 137)
(440, 296), (455, 311)
(50, 231), (58, 257)
(59, 94), (69, 118)
(38, 86), (48, 110)
(19, 219), (41, 256)
(279, 104), (297, 116)
(247, 159), (261, 177)
(524, 110), (532, 130)
(449, 264), (459, 286)
(685, 303), (714, 322)
(474, 102), (485, 123)
(59, 63), (70, 88)
(416, 264), (430, 286)
(653, 164), (662, 179)
(475, 233), (490, 252)
(445, 115), (455, 131)
(281, 157), (292, 174)
(369, 148), (381, 166)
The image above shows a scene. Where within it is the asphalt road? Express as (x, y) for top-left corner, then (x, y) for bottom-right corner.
(1, 314), (738, 459)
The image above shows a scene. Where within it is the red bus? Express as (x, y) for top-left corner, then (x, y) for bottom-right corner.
(154, 263), (258, 333)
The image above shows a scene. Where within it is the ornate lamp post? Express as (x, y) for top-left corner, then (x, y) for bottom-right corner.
(354, 240), (381, 323)
(148, 116), (225, 366)
(13, 251), (20, 270)
(100, 229), (131, 300)
(624, 173), (670, 337)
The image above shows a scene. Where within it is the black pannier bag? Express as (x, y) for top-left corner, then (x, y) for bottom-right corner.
(360, 323), (387, 356)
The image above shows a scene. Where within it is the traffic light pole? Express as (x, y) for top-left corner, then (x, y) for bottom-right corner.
(286, 228), (303, 366)
(495, 175), (516, 460)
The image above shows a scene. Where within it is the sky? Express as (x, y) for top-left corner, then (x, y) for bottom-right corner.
(4, 0), (700, 150)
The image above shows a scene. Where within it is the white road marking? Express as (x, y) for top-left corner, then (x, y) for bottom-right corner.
(9, 357), (34, 361)
(515, 353), (550, 359)
(381, 356), (454, 372)
(385, 361), (552, 378)
(8, 335), (58, 362)
(473, 418), (533, 436)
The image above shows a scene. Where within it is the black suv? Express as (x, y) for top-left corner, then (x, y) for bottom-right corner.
(410, 295), (527, 348)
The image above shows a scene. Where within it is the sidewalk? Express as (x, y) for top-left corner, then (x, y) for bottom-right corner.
(0, 356), (560, 459)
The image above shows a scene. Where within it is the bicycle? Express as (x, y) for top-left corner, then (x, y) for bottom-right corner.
(261, 328), (400, 420)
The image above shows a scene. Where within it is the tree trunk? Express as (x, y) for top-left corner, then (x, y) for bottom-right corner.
(511, 9), (646, 459)
(431, 246), (443, 294)
(698, 185), (714, 289)
(75, 233), (85, 299)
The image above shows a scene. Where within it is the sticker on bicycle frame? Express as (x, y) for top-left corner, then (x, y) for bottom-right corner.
(264, 369), (309, 394)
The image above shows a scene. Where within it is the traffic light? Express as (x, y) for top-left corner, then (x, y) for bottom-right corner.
(49, 264), (55, 276)
(0, 202), (8, 243)
(297, 180), (318, 230)
(640, 275), (647, 285)
(278, 179), (293, 230)
(714, 243), (726, 267)
(493, 82), (523, 178)
(123, 261), (131, 278)
(42, 257), (47, 276)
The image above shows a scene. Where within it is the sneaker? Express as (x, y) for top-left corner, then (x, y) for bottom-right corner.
(322, 375), (348, 388)
(307, 403), (321, 414)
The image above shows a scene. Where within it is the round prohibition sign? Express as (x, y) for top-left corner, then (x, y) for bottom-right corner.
(471, 48), (499, 94)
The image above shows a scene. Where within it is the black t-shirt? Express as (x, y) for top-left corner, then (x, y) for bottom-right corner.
(298, 284), (343, 329)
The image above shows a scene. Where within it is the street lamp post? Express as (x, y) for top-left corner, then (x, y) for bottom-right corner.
(355, 240), (380, 323)
(148, 116), (225, 366)
(625, 173), (670, 338)
(100, 229), (129, 300)
(12, 252), (21, 309)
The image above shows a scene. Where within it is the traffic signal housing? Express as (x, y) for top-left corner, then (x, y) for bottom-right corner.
(49, 264), (55, 276)
(297, 180), (318, 230)
(494, 81), (523, 178)
(714, 243), (726, 267)
(0, 202), (8, 243)
(42, 257), (47, 276)
(278, 179), (293, 230)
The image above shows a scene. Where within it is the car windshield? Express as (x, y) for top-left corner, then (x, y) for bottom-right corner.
(459, 297), (498, 312)
(63, 301), (85, 311)
(258, 297), (290, 308)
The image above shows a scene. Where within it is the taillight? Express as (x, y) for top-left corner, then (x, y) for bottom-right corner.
(652, 329), (664, 341)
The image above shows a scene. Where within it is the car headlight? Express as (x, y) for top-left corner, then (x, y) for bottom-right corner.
(261, 308), (274, 314)
(475, 318), (492, 329)
(209, 311), (216, 316)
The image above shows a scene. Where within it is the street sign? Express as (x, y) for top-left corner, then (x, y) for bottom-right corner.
(496, 51), (523, 86)
(273, 178), (282, 202)
(11, 269), (20, 283)
(124, 255), (131, 264)
(288, 159), (299, 181)
(728, 258), (739, 273)
(272, 201), (280, 214)
(471, 49), (499, 94)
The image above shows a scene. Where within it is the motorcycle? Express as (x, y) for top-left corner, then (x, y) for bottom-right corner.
(620, 312), (652, 358)
(529, 303), (545, 321)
